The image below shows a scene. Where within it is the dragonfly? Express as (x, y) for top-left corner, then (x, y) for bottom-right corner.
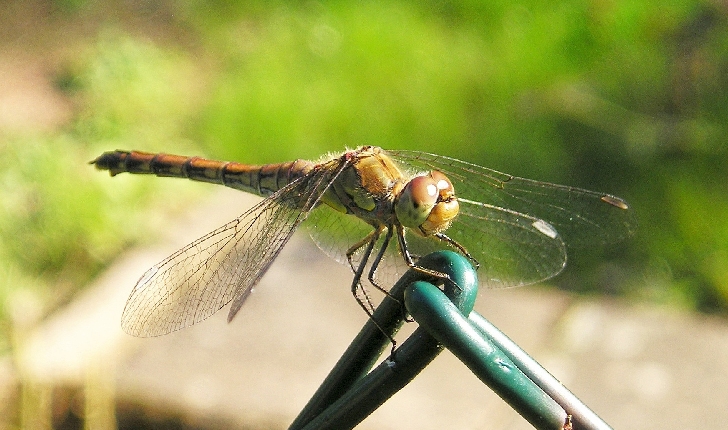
(92, 146), (635, 337)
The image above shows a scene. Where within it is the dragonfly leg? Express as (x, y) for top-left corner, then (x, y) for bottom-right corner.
(434, 232), (480, 269)
(395, 224), (457, 288)
(366, 226), (395, 295)
(345, 230), (377, 277)
(364, 225), (415, 325)
(347, 225), (388, 315)
(347, 225), (400, 352)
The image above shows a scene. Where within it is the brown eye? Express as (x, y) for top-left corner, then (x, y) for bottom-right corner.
(395, 175), (439, 230)
(431, 170), (454, 200)
(395, 171), (460, 237)
(408, 176), (439, 208)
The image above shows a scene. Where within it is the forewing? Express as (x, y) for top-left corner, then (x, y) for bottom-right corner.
(121, 161), (342, 337)
(388, 150), (636, 247)
(387, 149), (635, 288)
(439, 202), (566, 287)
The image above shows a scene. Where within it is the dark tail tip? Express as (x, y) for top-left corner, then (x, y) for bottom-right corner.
(90, 151), (126, 176)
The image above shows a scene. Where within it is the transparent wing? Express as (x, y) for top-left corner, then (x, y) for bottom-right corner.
(428, 202), (567, 288)
(306, 203), (408, 288)
(306, 202), (374, 267)
(305, 182), (567, 289)
(121, 160), (343, 337)
(388, 149), (636, 247)
(386, 149), (636, 287)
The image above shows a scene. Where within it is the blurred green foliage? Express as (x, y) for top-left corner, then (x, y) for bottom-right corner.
(1, 0), (727, 350)
(0, 26), (204, 351)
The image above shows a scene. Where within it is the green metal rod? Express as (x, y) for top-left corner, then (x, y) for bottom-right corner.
(289, 251), (478, 430)
(469, 313), (612, 430)
(291, 249), (609, 430)
(405, 280), (568, 430)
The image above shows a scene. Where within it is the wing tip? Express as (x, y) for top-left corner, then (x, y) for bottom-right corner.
(601, 194), (630, 210)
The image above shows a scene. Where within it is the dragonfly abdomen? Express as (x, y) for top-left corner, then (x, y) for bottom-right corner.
(92, 150), (315, 197)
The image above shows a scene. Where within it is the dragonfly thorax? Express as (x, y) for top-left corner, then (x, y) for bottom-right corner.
(320, 147), (405, 226)
(395, 170), (459, 237)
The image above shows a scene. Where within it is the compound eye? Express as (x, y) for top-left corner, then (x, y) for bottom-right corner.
(395, 175), (439, 230)
(430, 170), (454, 200)
(409, 175), (440, 207)
(416, 170), (459, 236)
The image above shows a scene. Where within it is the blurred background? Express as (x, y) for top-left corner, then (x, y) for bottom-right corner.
(1, 0), (727, 428)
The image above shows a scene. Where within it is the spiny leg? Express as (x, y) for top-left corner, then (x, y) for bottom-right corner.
(347, 225), (400, 353)
(395, 224), (455, 286)
(366, 225), (412, 325)
(346, 230), (377, 275)
(366, 226), (395, 296)
(434, 232), (480, 269)
(346, 227), (382, 314)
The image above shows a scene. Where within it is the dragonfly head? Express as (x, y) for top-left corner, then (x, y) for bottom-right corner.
(395, 170), (459, 237)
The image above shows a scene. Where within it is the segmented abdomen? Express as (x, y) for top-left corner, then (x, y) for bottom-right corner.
(92, 150), (315, 197)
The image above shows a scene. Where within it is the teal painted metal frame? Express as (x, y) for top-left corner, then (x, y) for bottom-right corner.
(289, 251), (612, 430)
